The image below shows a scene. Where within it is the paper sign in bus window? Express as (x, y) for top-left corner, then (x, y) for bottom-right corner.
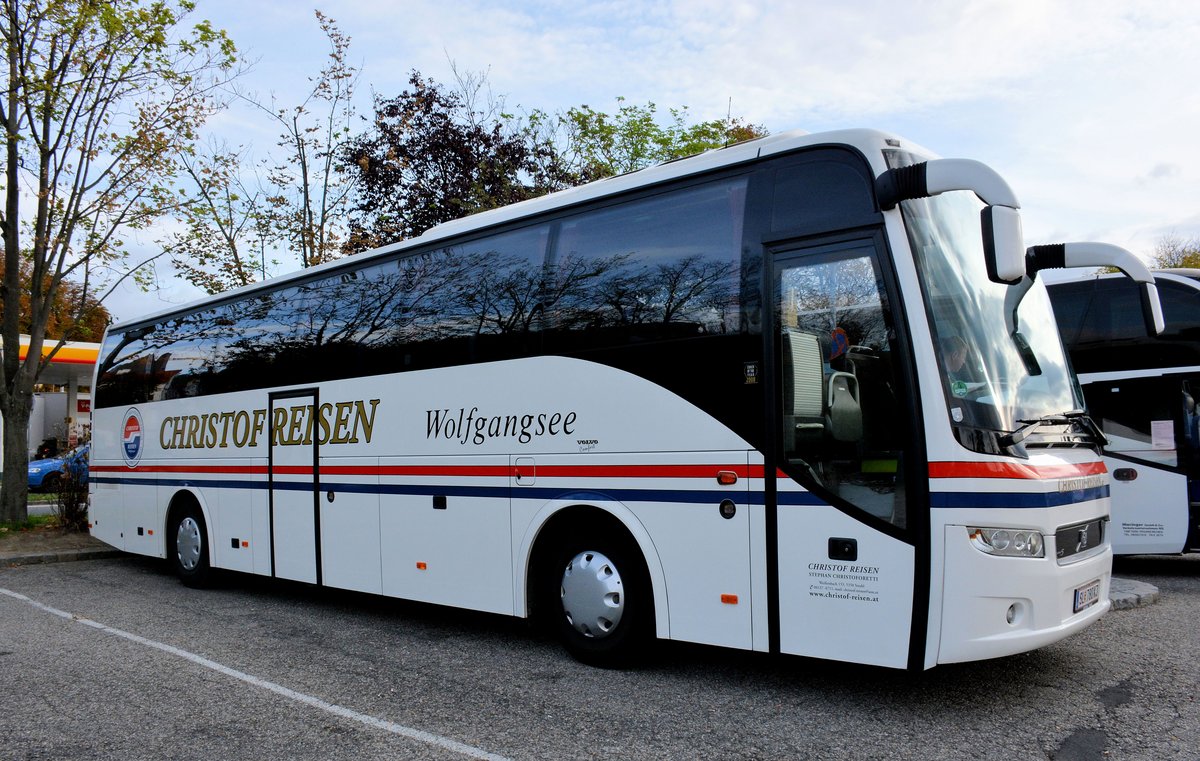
(1151, 419), (1174, 450)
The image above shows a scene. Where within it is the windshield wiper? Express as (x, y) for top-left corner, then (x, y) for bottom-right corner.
(1062, 409), (1108, 446)
(999, 410), (1107, 449)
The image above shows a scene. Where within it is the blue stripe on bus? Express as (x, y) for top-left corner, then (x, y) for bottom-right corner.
(91, 476), (1106, 508)
(930, 486), (1109, 509)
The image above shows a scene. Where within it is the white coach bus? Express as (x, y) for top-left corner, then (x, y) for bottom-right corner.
(1049, 268), (1200, 555)
(90, 129), (1116, 670)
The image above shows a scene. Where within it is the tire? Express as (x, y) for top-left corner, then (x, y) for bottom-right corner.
(40, 472), (60, 493)
(540, 528), (654, 668)
(168, 501), (212, 588)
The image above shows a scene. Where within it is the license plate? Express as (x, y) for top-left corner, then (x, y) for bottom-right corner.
(1073, 579), (1101, 613)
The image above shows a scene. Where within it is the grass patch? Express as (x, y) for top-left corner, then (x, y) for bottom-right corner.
(0, 513), (57, 534)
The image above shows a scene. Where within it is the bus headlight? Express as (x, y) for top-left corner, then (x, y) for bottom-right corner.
(968, 527), (1044, 558)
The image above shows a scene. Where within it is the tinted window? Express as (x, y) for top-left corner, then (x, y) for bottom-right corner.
(1050, 277), (1200, 373)
(93, 332), (156, 408)
(1082, 376), (1181, 468)
(772, 159), (874, 232)
(1160, 280), (1200, 338)
(95, 225), (551, 408)
(1086, 280), (1146, 343)
(1047, 281), (1091, 347)
(96, 176), (751, 409)
(545, 177), (747, 348)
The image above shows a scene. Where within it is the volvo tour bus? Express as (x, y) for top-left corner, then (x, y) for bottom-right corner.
(1049, 268), (1200, 554)
(90, 129), (1118, 670)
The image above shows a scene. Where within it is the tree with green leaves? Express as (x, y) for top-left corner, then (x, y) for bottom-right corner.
(341, 70), (560, 252)
(0, 0), (237, 523)
(163, 11), (357, 295)
(341, 71), (768, 249)
(254, 10), (357, 270)
(164, 140), (276, 294)
(1152, 233), (1200, 270)
(3, 258), (110, 341)
(560, 98), (766, 181)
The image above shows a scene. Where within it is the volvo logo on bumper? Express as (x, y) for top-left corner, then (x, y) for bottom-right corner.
(1057, 519), (1104, 559)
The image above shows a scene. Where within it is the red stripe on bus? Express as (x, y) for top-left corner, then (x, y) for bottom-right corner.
(91, 463), (766, 479)
(515, 465), (762, 479)
(928, 461), (1107, 479)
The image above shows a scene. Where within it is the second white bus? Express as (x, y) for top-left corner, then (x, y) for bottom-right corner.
(1049, 268), (1200, 554)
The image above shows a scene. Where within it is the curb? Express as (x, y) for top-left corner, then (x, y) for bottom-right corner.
(1, 548), (123, 567)
(1109, 576), (1160, 610)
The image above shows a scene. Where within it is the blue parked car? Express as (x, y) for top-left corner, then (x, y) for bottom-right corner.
(28, 443), (89, 491)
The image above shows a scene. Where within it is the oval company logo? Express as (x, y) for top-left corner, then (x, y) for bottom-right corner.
(122, 408), (144, 467)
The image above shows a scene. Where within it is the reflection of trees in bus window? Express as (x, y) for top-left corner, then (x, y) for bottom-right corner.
(547, 177), (746, 342)
(96, 176), (749, 403)
(780, 256), (887, 353)
(776, 249), (905, 528)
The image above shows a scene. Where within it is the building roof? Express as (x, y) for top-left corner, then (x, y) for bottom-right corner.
(14, 335), (98, 388)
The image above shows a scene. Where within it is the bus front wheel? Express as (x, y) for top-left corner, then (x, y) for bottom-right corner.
(168, 501), (212, 588)
(542, 531), (653, 668)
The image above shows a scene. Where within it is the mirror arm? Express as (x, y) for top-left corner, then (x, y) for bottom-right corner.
(876, 159), (1025, 284)
(1027, 243), (1165, 335)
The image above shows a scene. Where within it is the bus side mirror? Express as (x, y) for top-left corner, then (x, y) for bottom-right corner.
(981, 205), (1026, 285)
(876, 158), (1025, 285)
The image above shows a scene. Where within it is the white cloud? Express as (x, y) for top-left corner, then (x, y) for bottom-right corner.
(101, 0), (1200, 320)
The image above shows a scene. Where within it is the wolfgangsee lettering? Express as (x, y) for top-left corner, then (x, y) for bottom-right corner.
(426, 406), (577, 446)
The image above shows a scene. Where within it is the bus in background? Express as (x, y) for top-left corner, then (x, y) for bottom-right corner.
(1049, 268), (1200, 554)
(91, 129), (1119, 670)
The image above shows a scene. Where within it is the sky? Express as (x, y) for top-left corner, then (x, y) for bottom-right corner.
(106, 0), (1200, 322)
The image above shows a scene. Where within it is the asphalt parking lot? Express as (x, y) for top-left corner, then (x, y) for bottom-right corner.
(1, 553), (1197, 760)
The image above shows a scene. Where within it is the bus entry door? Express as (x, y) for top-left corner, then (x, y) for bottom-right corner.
(269, 389), (321, 584)
(770, 240), (919, 669)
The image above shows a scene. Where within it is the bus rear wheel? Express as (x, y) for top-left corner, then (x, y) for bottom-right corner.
(542, 531), (653, 668)
(168, 501), (212, 588)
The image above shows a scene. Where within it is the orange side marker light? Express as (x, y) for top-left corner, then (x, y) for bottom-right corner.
(720, 594), (739, 605)
(416, 562), (427, 570)
(716, 471), (738, 485)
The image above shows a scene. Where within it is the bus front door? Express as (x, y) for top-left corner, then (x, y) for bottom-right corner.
(770, 240), (921, 669)
(269, 389), (321, 584)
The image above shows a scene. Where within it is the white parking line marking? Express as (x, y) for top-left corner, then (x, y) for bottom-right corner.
(1, 587), (511, 761)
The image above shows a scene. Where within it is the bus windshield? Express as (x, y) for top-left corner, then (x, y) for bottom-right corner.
(901, 190), (1082, 446)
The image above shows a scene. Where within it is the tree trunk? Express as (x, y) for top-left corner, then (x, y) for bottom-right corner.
(0, 387), (31, 524)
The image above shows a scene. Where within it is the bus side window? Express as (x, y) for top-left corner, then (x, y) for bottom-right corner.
(777, 249), (906, 528)
(1083, 377), (1180, 468)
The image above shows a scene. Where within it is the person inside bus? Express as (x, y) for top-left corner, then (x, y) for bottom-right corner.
(941, 335), (969, 380)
